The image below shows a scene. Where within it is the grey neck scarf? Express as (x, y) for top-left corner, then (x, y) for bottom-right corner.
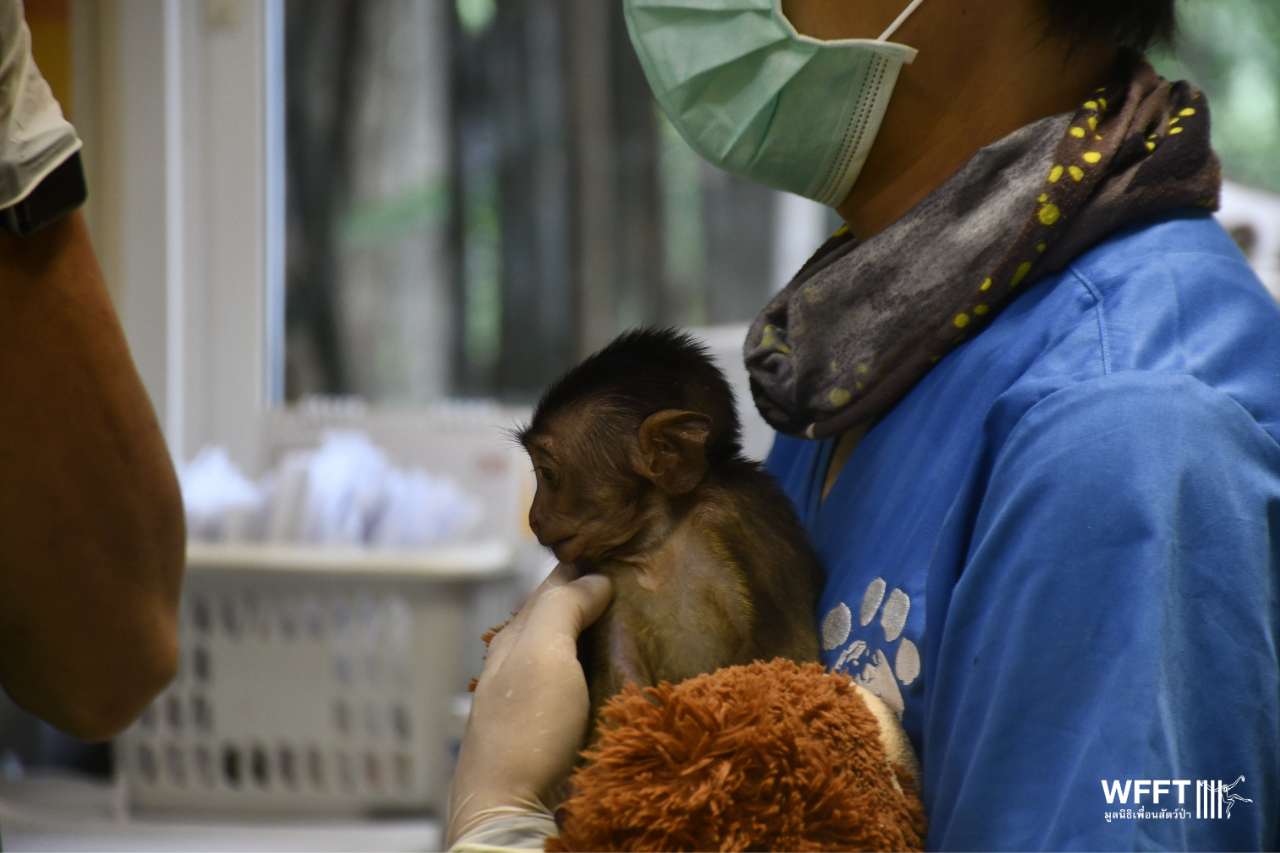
(745, 57), (1221, 439)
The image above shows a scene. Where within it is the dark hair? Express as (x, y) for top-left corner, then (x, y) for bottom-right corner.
(1043, 0), (1178, 51)
(522, 327), (743, 465)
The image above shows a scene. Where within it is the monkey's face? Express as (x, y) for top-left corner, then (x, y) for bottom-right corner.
(524, 432), (651, 564)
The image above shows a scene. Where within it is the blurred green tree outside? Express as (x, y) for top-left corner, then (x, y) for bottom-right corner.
(1153, 0), (1280, 193)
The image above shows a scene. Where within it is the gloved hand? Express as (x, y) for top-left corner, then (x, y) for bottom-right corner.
(446, 562), (614, 850)
(0, 0), (81, 208)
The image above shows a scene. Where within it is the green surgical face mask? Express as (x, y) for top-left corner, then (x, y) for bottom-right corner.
(623, 0), (922, 206)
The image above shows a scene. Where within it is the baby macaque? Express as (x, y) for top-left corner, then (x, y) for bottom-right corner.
(518, 328), (822, 724)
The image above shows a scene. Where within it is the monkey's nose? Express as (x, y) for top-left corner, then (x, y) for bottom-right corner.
(529, 513), (542, 539)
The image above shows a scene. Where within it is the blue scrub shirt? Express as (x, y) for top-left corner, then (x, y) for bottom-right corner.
(767, 210), (1280, 851)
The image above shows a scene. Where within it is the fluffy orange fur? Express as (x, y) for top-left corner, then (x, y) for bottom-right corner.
(468, 616), (515, 692)
(548, 659), (925, 852)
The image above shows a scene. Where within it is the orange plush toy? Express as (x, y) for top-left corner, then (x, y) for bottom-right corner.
(547, 659), (926, 852)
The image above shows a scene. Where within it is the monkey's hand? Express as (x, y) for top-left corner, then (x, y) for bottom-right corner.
(446, 563), (614, 850)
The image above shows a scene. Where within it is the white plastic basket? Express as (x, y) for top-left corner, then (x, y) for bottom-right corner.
(114, 542), (512, 818)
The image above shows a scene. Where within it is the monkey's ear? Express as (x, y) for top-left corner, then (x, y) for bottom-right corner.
(635, 410), (712, 495)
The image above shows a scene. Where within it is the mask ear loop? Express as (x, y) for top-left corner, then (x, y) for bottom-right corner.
(878, 0), (925, 41)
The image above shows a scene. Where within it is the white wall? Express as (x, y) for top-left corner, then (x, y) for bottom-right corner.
(1219, 179), (1280, 300)
(79, 0), (272, 470)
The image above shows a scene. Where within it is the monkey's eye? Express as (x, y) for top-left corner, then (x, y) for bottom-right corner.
(536, 467), (559, 489)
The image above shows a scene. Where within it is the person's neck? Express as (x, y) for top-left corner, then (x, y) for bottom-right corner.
(837, 45), (1122, 239)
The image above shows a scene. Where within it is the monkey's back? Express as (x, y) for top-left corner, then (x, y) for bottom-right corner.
(696, 459), (823, 661)
(581, 459), (822, 722)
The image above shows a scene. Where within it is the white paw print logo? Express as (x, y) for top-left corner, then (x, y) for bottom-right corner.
(821, 577), (921, 717)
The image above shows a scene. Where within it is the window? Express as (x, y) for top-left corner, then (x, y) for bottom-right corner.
(96, 0), (1280, 464)
(281, 0), (833, 406)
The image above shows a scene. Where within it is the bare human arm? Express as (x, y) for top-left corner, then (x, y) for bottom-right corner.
(0, 210), (184, 741)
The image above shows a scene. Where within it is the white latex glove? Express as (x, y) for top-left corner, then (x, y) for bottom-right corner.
(0, 0), (82, 208)
(446, 562), (614, 850)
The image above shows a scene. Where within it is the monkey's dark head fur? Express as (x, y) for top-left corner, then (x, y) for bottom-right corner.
(521, 327), (744, 466)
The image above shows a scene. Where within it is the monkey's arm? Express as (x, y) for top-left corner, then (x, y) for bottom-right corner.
(699, 483), (822, 663)
(578, 472), (821, 719)
(582, 541), (757, 722)
(581, 599), (652, 725)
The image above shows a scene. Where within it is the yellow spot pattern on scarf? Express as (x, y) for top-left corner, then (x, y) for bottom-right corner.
(761, 324), (792, 355)
(1011, 261), (1032, 288)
